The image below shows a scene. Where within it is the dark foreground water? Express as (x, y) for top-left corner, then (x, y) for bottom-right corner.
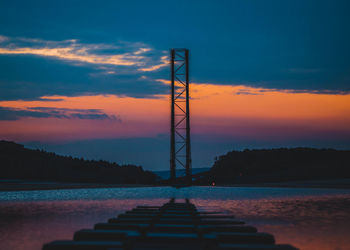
(1, 186), (350, 250)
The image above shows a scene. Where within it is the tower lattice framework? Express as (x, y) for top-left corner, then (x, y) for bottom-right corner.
(170, 48), (192, 185)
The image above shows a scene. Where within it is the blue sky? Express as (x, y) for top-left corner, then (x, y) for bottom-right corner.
(0, 0), (349, 170)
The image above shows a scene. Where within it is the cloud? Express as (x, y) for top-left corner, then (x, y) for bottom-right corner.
(38, 96), (65, 102)
(253, 87), (349, 95)
(235, 91), (261, 95)
(0, 106), (119, 121)
(0, 35), (168, 71)
(1, 34), (347, 103)
(155, 78), (350, 96)
(70, 113), (111, 120)
(139, 55), (168, 72)
(0, 37), (170, 101)
(134, 48), (152, 55)
(0, 47), (140, 66)
(0, 107), (64, 120)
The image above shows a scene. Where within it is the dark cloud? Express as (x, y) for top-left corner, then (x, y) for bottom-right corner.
(0, 106), (119, 121)
(0, 107), (61, 120)
(235, 91), (261, 96)
(70, 113), (117, 120)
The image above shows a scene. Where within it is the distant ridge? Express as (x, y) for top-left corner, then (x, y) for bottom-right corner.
(154, 167), (210, 180)
(195, 147), (350, 185)
(0, 140), (156, 184)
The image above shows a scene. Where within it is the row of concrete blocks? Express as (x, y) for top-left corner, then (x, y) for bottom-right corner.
(43, 200), (298, 250)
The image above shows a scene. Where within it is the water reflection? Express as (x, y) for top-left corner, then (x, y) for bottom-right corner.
(0, 199), (168, 250)
(194, 195), (350, 250)
(0, 187), (350, 250)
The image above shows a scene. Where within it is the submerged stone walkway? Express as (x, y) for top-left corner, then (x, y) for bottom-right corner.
(43, 199), (298, 250)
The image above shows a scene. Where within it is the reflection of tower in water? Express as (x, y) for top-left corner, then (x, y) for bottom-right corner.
(43, 196), (298, 250)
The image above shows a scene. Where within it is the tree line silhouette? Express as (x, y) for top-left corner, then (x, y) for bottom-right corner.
(0, 140), (157, 184)
(195, 147), (350, 185)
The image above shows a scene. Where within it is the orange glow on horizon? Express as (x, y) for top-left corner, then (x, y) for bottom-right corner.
(0, 81), (349, 142)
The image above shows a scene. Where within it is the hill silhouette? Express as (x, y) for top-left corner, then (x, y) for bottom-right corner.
(195, 148), (350, 185)
(0, 140), (156, 184)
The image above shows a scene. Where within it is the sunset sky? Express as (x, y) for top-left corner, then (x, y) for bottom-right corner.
(1, 0), (349, 170)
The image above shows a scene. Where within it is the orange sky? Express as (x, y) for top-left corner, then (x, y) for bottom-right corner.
(1, 81), (349, 142)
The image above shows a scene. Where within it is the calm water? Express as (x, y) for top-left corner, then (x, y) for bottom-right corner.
(1, 186), (350, 250)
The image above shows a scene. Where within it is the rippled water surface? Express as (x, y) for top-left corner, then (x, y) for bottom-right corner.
(1, 186), (350, 250)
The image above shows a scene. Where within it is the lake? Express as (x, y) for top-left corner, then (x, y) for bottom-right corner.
(1, 186), (350, 250)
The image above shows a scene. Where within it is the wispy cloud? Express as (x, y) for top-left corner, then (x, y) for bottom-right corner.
(134, 48), (152, 55)
(155, 78), (349, 96)
(0, 106), (120, 121)
(0, 35), (168, 72)
(139, 55), (168, 72)
(0, 46), (141, 66)
(235, 91), (262, 95)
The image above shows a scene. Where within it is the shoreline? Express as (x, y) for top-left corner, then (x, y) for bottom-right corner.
(0, 180), (156, 192)
(1, 178), (350, 191)
(216, 178), (350, 189)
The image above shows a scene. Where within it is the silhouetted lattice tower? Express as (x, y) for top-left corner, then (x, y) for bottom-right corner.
(170, 48), (192, 185)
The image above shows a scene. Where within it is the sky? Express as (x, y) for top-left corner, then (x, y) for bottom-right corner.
(0, 0), (349, 171)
